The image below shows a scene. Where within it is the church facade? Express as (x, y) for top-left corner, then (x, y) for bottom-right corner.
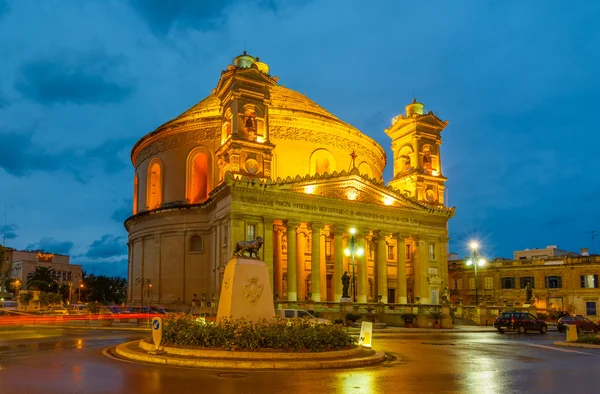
(125, 53), (455, 307)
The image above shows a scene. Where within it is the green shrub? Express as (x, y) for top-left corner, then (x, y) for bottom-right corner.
(536, 312), (548, 321)
(576, 334), (600, 345)
(160, 313), (355, 352)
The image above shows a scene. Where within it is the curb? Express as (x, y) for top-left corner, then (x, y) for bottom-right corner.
(554, 341), (600, 349)
(114, 340), (385, 370)
(138, 340), (363, 360)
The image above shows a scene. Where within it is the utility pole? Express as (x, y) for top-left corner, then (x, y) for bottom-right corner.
(586, 231), (597, 254)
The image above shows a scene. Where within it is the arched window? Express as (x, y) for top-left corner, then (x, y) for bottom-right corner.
(133, 173), (139, 214)
(421, 145), (438, 172)
(147, 159), (162, 210)
(396, 145), (414, 173)
(187, 149), (210, 204)
(189, 235), (203, 253)
(358, 162), (373, 178)
(309, 149), (336, 175)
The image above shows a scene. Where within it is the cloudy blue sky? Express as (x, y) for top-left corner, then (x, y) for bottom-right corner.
(1, 0), (599, 276)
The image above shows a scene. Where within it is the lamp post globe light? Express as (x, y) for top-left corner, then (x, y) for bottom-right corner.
(465, 241), (486, 306)
(344, 227), (364, 303)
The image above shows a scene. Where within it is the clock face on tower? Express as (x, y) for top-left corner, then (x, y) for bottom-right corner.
(245, 158), (259, 174)
(425, 188), (436, 203)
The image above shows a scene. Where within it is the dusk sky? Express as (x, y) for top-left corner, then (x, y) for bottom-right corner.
(1, 1), (599, 277)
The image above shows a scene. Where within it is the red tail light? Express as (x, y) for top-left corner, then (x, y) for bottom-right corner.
(511, 316), (515, 324)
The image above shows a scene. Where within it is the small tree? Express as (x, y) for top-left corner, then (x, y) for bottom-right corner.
(39, 292), (63, 308)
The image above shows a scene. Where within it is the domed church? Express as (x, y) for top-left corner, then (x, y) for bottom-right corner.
(125, 52), (454, 307)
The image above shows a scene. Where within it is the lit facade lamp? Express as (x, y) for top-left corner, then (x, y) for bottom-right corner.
(465, 241), (486, 306)
(344, 227), (364, 303)
(78, 284), (84, 303)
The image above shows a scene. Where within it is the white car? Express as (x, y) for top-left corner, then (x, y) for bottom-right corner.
(276, 309), (329, 324)
(51, 307), (69, 315)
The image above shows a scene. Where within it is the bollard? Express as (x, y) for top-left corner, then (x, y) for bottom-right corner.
(566, 324), (578, 342)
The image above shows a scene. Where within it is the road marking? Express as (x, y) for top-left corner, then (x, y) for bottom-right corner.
(526, 343), (596, 356)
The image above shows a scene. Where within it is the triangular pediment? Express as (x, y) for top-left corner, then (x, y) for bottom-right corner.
(221, 171), (455, 216)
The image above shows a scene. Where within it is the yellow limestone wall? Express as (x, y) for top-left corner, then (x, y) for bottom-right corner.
(216, 256), (275, 322)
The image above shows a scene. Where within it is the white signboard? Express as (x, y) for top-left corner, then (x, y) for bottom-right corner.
(358, 321), (373, 348)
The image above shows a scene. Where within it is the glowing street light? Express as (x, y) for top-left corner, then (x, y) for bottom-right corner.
(344, 227), (364, 303)
(465, 241), (486, 305)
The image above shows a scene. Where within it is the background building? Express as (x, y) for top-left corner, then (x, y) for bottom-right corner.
(126, 52), (455, 307)
(8, 249), (83, 292)
(448, 247), (599, 317)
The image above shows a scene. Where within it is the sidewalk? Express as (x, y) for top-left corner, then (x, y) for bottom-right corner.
(348, 325), (497, 334)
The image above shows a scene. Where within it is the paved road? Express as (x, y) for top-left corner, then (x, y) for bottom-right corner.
(1, 328), (598, 394)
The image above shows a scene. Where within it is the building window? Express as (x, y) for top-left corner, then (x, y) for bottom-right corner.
(147, 160), (162, 209)
(586, 302), (597, 316)
(520, 277), (535, 289)
(450, 280), (456, 290)
(581, 275), (599, 288)
(484, 277), (493, 289)
(469, 278), (475, 289)
(247, 224), (256, 242)
(406, 244), (412, 260)
(501, 277), (515, 289)
(457, 279), (463, 290)
(429, 243), (436, 260)
(387, 245), (394, 260)
(189, 235), (203, 253)
(545, 276), (562, 289)
(325, 241), (333, 260)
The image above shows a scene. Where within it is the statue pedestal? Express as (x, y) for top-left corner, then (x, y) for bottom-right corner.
(339, 298), (354, 315)
(216, 256), (275, 323)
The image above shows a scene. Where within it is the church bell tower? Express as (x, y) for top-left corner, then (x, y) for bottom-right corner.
(386, 99), (449, 205)
(215, 52), (277, 182)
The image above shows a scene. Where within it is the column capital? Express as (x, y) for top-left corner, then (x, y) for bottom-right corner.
(308, 221), (325, 231)
(391, 232), (410, 240)
(284, 219), (301, 228)
(372, 230), (388, 242)
(274, 225), (287, 233)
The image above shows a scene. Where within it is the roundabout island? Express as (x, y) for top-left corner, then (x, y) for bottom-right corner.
(111, 255), (386, 370)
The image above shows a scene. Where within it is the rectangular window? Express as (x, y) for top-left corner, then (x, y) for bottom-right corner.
(325, 241), (333, 260)
(545, 276), (562, 289)
(388, 245), (394, 260)
(406, 244), (412, 260)
(520, 277), (535, 289)
(246, 224), (256, 242)
(484, 277), (493, 289)
(429, 243), (436, 260)
(469, 278), (475, 289)
(586, 302), (597, 316)
(581, 275), (599, 288)
(457, 279), (463, 290)
(501, 277), (515, 289)
(450, 280), (456, 290)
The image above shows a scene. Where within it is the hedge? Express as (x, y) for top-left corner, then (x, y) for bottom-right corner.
(160, 313), (355, 352)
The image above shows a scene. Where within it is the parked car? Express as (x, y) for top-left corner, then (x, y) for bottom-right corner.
(557, 315), (599, 334)
(493, 312), (548, 334)
(276, 309), (329, 324)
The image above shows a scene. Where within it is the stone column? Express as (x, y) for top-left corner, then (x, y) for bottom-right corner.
(286, 220), (299, 301)
(296, 228), (306, 301)
(414, 237), (428, 304)
(375, 231), (388, 303)
(319, 229), (327, 301)
(310, 222), (322, 301)
(397, 235), (407, 304)
(333, 225), (343, 301)
(357, 232), (368, 304)
(273, 225), (284, 299)
(262, 217), (274, 290)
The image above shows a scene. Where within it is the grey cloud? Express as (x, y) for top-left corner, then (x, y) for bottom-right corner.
(0, 131), (133, 179)
(26, 238), (74, 255)
(0, 224), (18, 240)
(85, 234), (127, 259)
(111, 199), (133, 223)
(15, 50), (135, 105)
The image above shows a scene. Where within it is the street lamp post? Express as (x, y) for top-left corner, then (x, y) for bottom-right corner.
(78, 284), (83, 303)
(466, 241), (486, 306)
(344, 228), (364, 303)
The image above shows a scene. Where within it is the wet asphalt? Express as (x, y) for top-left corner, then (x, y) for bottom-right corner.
(0, 327), (599, 394)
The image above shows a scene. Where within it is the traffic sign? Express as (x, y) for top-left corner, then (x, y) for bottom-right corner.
(152, 316), (163, 350)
